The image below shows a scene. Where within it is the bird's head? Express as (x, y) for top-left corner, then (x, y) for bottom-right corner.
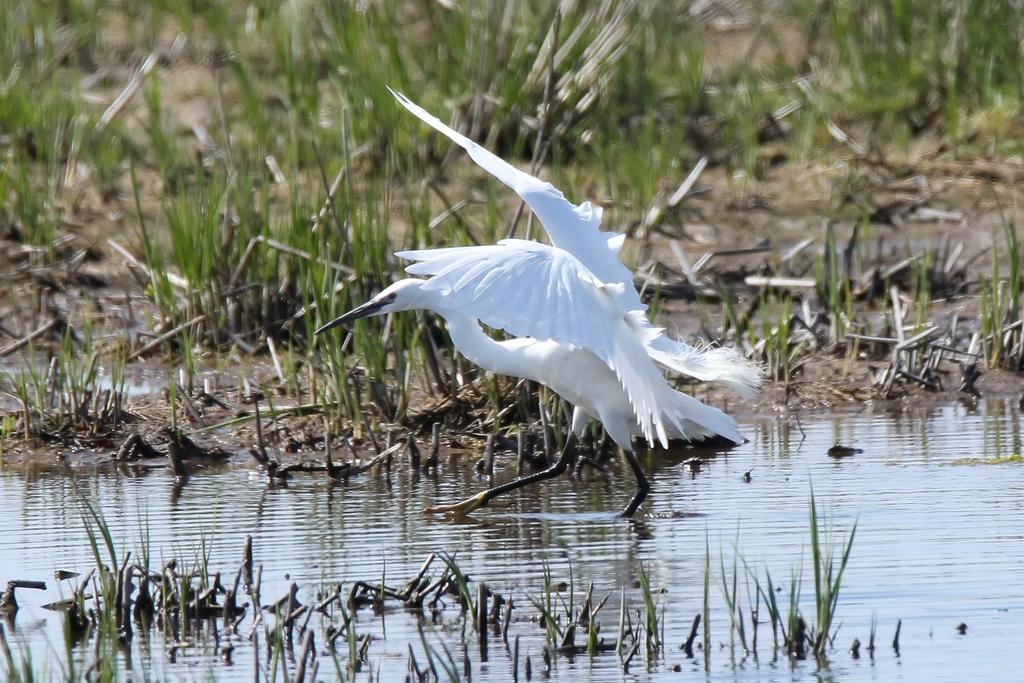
(314, 278), (427, 335)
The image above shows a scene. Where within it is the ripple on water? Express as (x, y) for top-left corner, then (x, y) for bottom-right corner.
(0, 399), (1021, 682)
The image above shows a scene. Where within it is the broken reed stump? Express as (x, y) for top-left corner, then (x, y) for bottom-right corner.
(850, 323), (982, 398)
(476, 581), (488, 653)
(960, 332), (981, 395)
(251, 397), (272, 465)
(406, 435), (421, 470)
(502, 596), (514, 642)
(484, 434), (496, 476)
(324, 433), (341, 479)
(517, 426), (527, 476)
(116, 433), (142, 461)
(429, 422), (441, 466)
(512, 635), (520, 681)
(113, 432), (162, 463)
(1, 580), (47, 613)
(539, 407), (554, 467)
(242, 534), (254, 590)
(398, 430), (440, 473)
(294, 629), (315, 682)
(167, 440), (188, 479)
(682, 613), (700, 657)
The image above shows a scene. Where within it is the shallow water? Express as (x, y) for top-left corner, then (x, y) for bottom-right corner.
(1, 399), (1022, 681)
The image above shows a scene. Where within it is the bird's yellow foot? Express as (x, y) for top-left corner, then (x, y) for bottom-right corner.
(423, 491), (490, 515)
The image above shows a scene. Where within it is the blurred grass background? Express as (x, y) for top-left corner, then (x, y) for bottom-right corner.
(2, 0), (1023, 440)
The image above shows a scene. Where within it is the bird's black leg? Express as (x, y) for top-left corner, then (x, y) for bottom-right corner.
(619, 447), (650, 517)
(424, 433), (578, 515)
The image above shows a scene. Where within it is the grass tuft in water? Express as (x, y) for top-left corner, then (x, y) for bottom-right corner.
(808, 487), (858, 658)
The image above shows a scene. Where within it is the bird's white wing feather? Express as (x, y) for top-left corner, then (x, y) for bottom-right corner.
(390, 88), (643, 311)
(392, 89), (763, 399)
(397, 239), (669, 446)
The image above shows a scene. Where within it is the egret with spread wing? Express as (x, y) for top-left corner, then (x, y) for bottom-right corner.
(316, 90), (760, 516)
(387, 88), (760, 397)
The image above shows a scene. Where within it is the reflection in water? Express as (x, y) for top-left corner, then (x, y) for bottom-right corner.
(0, 400), (1021, 681)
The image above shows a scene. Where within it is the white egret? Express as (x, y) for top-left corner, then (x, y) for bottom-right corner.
(316, 90), (760, 516)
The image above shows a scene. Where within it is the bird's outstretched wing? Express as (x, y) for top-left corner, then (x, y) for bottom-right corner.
(390, 88), (643, 312)
(397, 239), (669, 446)
(392, 88), (763, 398)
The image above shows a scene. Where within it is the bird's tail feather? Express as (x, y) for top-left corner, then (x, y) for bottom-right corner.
(660, 387), (742, 445)
(647, 335), (762, 399)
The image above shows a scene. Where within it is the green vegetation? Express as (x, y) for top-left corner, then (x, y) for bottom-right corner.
(1, 0), (1023, 445)
(0, 7), (1009, 681)
(0, 490), (857, 679)
(980, 221), (1023, 369)
(719, 489), (857, 661)
(2, 320), (129, 443)
(950, 453), (1023, 466)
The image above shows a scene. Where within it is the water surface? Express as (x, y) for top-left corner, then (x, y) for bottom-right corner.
(1, 399), (1021, 681)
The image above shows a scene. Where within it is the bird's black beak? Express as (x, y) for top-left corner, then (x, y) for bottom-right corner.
(314, 299), (384, 335)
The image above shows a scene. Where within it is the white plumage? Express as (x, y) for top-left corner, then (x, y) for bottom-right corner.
(316, 90), (761, 515)
(388, 88), (760, 400)
(399, 239), (673, 446)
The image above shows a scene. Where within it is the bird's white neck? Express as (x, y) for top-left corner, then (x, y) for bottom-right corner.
(438, 312), (537, 381)
(408, 285), (539, 380)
